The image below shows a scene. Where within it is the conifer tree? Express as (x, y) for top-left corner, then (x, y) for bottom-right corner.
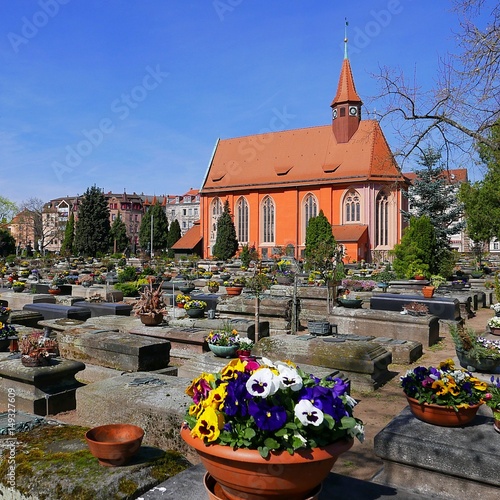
(402, 147), (465, 245)
(60, 212), (75, 256)
(166, 219), (181, 249)
(74, 185), (111, 256)
(212, 200), (238, 260)
(110, 212), (129, 253)
(304, 210), (339, 272)
(139, 204), (169, 254)
(0, 228), (16, 256)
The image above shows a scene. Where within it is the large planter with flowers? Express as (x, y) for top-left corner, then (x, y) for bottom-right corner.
(455, 346), (500, 372)
(181, 425), (352, 500)
(183, 357), (363, 500)
(400, 359), (486, 427)
(184, 300), (207, 318)
(405, 396), (481, 427)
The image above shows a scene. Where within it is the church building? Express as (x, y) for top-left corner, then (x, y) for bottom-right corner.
(198, 48), (408, 262)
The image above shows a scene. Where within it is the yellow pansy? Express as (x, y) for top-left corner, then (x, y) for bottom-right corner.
(203, 383), (228, 411)
(191, 406), (224, 442)
(220, 359), (246, 381)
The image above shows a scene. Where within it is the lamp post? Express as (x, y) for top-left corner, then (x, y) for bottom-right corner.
(150, 213), (154, 259)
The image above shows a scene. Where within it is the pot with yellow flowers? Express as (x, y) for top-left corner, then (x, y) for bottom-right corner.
(400, 359), (487, 427)
(181, 357), (364, 499)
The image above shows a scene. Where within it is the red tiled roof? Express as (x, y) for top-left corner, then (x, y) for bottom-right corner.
(331, 58), (362, 106)
(171, 221), (202, 250)
(331, 225), (368, 242)
(202, 121), (403, 192)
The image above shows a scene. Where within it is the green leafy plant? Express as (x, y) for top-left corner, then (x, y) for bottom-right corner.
(449, 324), (500, 363)
(485, 376), (500, 419)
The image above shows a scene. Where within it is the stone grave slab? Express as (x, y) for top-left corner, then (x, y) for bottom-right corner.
(370, 293), (460, 321)
(9, 310), (44, 328)
(0, 421), (189, 500)
(130, 326), (208, 358)
(177, 351), (349, 385)
(254, 335), (392, 392)
(374, 405), (499, 500)
(72, 301), (133, 317)
(23, 303), (91, 321)
(323, 308), (439, 347)
(0, 357), (85, 416)
(75, 372), (194, 462)
(57, 327), (170, 371)
(0, 292), (56, 310)
(34, 283), (73, 295)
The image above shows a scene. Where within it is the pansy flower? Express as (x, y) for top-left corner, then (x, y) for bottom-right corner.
(246, 368), (280, 398)
(294, 399), (324, 426)
(248, 399), (286, 431)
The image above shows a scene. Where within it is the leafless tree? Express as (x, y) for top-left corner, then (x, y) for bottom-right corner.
(18, 197), (64, 254)
(372, 0), (499, 167)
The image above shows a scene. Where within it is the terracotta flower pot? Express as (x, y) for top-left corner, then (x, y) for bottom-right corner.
(180, 425), (353, 500)
(85, 424), (144, 467)
(489, 327), (500, 336)
(421, 285), (435, 298)
(406, 396), (481, 427)
(225, 286), (242, 296)
(139, 313), (164, 326)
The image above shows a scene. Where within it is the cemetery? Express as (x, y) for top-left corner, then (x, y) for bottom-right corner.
(0, 256), (499, 499)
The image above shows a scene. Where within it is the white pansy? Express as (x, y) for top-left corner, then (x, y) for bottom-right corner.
(277, 364), (303, 391)
(344, 394), (358, 408)
(294, 399), (324, 426)
(246, 368), (280, 398)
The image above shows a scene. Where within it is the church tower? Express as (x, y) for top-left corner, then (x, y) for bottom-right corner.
(331, 26), (362, 143)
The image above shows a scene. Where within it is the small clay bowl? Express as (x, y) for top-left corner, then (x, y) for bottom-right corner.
(85, 423), (144, 466)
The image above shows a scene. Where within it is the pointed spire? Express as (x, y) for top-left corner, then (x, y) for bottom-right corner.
(344, 18), (348, 60)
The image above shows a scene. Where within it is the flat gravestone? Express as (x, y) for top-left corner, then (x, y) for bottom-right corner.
(57, 327), (171, 371)
(0, 357), (85, 416)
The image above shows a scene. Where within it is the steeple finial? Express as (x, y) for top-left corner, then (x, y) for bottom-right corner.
(344, 18), (348, 59)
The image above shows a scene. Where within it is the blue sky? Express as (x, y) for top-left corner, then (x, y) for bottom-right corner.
(0, 1), (477, 205)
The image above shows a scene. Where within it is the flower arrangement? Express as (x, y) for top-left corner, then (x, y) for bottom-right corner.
(206, 280), (220, 288)
(0, 322), (17, 340)
(491, 303), (500, 314)
(488, 316), (500, 329)
(402, 302), (429, 315)
(184, 299), (207, 310)
(184, 357), (364, 458)
(132, 282), (168, 317)
(12, 281), (25, 287)
(0, 306), (11, 315)
(19, 331), (59, 366)
(175, 293), (191, 304)
(449, 324), (500, 362)
(400, 359), (488, 410)
(206, 326), (240, 346)
(484, 376), (500, 419)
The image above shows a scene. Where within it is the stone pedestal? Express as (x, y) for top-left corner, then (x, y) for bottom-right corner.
(0, 357), (85, 416)
(326, 307), (439, 347)
(23, 303), (91, 321)
(374, 405), (499, 499)
(57, 327), (171, 371)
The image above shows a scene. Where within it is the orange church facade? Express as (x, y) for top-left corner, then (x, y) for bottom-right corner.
(199, 55), (408, 262)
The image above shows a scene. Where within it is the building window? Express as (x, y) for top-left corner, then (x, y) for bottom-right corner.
(112, 214), (116, 221)
(304, 194), (317, 226)
(194, 208), (198, 216)
(375, 191), (389, 246)
(210, 198), (223, 241)
(262, 196), (275, 244)
(344, 190), (361, 223)
(236, 197), (249, 243)
(494, 241), (499, 250)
